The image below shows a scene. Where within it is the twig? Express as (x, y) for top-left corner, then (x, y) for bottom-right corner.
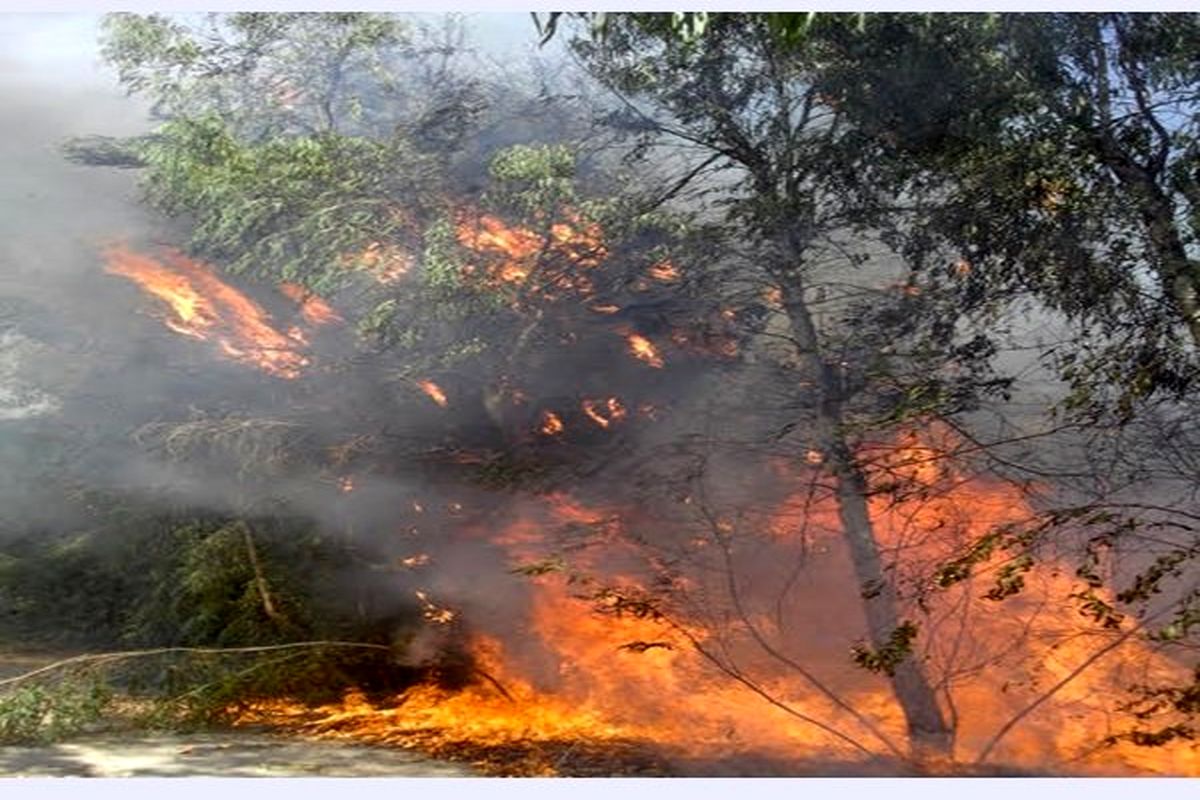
(472, 666), (515, 703)
(973, 609), (1165, 765)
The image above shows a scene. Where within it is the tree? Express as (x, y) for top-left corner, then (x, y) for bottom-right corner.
(102, 12), (407, 138)
(565, 13), (1026, 760)
(808, 13), (1200, 414)
(802, 12), (1200, 749)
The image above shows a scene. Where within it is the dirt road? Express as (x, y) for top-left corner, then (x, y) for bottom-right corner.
(0, 730), (477, 777)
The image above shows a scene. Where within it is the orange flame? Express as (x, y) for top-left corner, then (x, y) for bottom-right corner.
(102, 243), (310, 379)
(416, 380), (449, 408)
(278, 282), (343, 326)
(243, 430), (1200, 777)
(455, 213), (607, 297)
(456, 215), (541, 285)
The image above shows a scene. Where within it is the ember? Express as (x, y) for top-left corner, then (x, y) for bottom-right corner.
(416, 379), (449, 407)
(646, 260), (681, 282)
(582, 396), (627, 429)
(625, 332), (664, 368)
(539, 410), (565, 436)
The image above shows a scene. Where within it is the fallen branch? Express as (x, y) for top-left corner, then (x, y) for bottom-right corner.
(239, 521), (290, 629)
(0, 641), (394, 690)
(472, 666), (515, 702)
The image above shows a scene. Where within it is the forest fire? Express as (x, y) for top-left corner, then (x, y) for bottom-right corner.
(7, 8), (1197, 786)
(102, 243), (312, 379)
(96, 232), (1197, 779)
(234, 429), (1199, 777)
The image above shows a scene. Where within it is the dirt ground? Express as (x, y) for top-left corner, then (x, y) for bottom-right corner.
(0, 730), (477, 777)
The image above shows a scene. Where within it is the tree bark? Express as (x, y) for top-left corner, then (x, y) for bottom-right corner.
(239, 521), (289, 629)
(1089, 19), (1200, 348)
(1104, 155), (1200, 348)
(779, 276), (954, 760)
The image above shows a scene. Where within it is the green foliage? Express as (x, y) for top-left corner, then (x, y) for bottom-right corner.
(485, 144), (577, 217)
(60, 135), (150, 168)
(0, 678), (113, 745)
(101, 12), (408, 137)
(930, 519), (1048, 603)
(0, 511), (419, 656)
(1108, 664), (1200, 749)
(421, 215), (469, 293)
(985, 554), (1035, 602)
(140, 116), (433, 292)
(825, 13), (1200, 414)
(535, 12), (874, 49)
(0, 531), (143, 644)
(0, 508), (424, 738)
(851, 621), (919, 677)
(118, 645), (412, 727)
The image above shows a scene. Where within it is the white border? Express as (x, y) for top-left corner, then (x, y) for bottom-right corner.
(0, 3), (1197, 798)
(4, 3), (1200, 14)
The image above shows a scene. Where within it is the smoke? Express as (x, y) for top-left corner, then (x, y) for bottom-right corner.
(0, 6), (603, 682)
(0, 15), (157, 527)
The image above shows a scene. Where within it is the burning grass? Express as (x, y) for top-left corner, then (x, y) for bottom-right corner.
(236, 684), (671, 776)
(242, 437), (1199, 778)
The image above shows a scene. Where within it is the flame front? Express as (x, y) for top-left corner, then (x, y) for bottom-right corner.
(238, 429), (1200, 776)
(103, 243), (311, 379)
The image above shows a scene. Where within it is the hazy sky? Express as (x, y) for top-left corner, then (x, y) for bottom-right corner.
(0, 12), (542, 85)
(0, 14), (111, 84)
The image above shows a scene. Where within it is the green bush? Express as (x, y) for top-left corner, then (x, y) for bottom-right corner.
(0, 677), (113, 745)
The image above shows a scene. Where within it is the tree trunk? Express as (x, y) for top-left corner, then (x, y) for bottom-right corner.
(1089, 22), (1200, 348)
(1109, 161), (1200, 348)
(779, 277), (954, 761)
